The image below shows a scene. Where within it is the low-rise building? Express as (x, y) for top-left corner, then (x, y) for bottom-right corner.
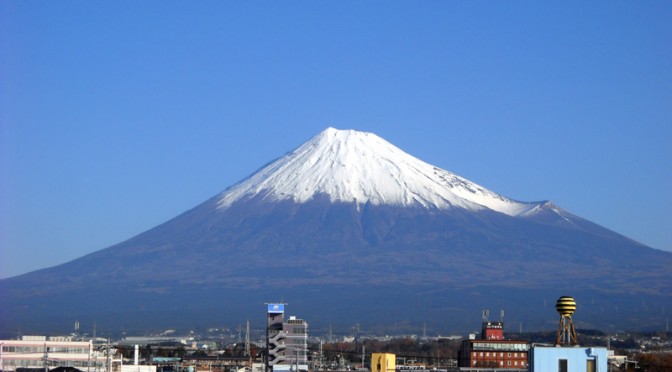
(457, 319), (529, 371)
(529, 346), (607, 372)
(0, 336), (120, 372)
(370, 353), (395, 372)
(528, 296), (608, 372)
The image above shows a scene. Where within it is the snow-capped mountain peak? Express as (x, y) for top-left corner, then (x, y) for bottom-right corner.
(216, 127), (542, 216)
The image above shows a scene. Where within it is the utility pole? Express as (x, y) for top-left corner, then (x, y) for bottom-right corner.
(245, 319), (252, 370)
(106, 338), (111, 372)
(43, 342), (48, 372)
(245, 320), (251, 358)
(295, 347), (299, 372)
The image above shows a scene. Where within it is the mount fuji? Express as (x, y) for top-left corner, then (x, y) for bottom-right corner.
(1, 128), (670, 336)
(217, 128), (541, 215)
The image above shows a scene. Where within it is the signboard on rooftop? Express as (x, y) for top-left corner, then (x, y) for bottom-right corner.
(267, 303), (285, 313)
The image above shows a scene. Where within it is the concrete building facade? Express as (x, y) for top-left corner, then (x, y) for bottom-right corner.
(265, 304), (308, 372)
(529, 346), (607, 372)
(370, 353), (395, 372)
(0, 336), (120, 372)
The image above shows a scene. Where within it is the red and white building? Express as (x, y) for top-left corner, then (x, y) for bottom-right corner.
(457, 321), (529, 371)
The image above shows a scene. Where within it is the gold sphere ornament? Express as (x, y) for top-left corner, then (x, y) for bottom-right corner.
(556, 296), (576, 317)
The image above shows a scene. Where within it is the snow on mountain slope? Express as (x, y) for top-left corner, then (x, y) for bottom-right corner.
(216, 128), (543, 216)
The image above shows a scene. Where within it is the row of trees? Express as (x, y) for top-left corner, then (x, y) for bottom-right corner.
(319, 337), (461, 367)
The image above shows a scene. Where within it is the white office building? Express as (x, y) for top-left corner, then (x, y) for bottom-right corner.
(0, 336), (120, 372)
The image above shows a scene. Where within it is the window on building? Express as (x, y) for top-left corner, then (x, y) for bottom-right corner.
(486, 352), (489, 357)
(587, 359), (596, 372)
(558, 359), (568, 372)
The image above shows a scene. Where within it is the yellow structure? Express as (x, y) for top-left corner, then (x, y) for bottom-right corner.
(556, 296), (577, 316)
(371, 353), (395, 372)
(555, 295), (578, 346)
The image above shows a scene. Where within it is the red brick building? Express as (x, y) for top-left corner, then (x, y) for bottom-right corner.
(457, 320), (529, 371)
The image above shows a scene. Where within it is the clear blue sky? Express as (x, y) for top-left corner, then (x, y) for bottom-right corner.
(1, 2), (670, 279)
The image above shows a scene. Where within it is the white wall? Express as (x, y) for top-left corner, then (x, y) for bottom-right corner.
(530, 346), (607, 372)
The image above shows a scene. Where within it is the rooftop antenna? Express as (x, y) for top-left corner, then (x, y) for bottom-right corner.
(482, 309), (490, 322)
(500, 310), (504, 323)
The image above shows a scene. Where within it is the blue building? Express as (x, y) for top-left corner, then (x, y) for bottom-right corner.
(529, 346), (607, 372)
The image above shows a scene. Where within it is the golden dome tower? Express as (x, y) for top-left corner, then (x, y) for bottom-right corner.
(555, 295), (578, 346)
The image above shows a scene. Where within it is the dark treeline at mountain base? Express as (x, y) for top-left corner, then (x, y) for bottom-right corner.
(635, 353), (672, 372)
